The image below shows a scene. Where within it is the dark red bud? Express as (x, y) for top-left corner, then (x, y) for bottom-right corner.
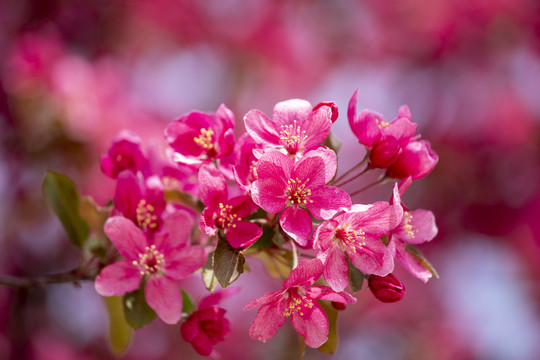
(368, 273), (405, 303)
(313, 101), (339, 123)
(331, 301), (346, 311)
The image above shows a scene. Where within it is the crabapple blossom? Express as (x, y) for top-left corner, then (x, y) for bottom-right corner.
(387, 139), (439, 180)
(198, 165), (262, 248)
(181, 288), (239, 356)
(368, 273), (406, 303)
(165, 104), (235, 167)
(251, 148), (351, 246)
(244, 99), (333, 156)
(100, 130), (148, 179)
(243, 259), (356, 348)
(313, 185), (403, 291)
(95, 210), (208, 324)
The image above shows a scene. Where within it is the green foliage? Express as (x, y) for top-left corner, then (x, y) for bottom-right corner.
(104, 296), (132, 355)
(123, 287), (157, 329)
(405, 243), (439, 279)
(317, 300), (339, 354)
(181, 290), (195, 315)
(42, 170), (89, 248)
(213, 232), (245, 288)
(347, 255), (364, 292)
(202, 252), (218, 292)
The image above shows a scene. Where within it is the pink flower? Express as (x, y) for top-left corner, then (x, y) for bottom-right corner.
(100, 130), (148, 179)
(347, 90), (418, 168)
(165, 104), (235, 167)
(368, 273), (406, 303)
(181, 288), (239, 356)
(313, 185), (403, 291)
(198, 165), (262, 248)
(389, 179), (438, 282)
(387, 140), (439, 180)
(95, 210), (208, 324)
(243, 259), (356, 348)
(251, 148), (351, 246)
(232, 133), (263, 193)
(113, 171), (166, 235)
(244, 99), (333, 156)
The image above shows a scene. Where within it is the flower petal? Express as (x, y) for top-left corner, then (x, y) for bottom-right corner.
(394, 209), (438, 245)
(144, 275), (182, 324)
(348, 235), (395, 276)
(94, 261), (142, 296)
(291, 301), (328, 348)
(104, 216), (147, 260)
(248, 302), (287, 343)
(320, 246), (349, 292)
(225, 221), (262, 248)
(251, 178), (288, 214)
(198, 165), (228, 208)
(244, 109), (281, 146)
(154, 209), (194, 251)
(307, 286), (357, 304)
(284, 258), (324, 288)
(272, 99), (312, 128)
(279, 206), (313, 247)
(394, 240), (433, 283)
(307, 186), (352, 220)
(164, 245), (208, 280)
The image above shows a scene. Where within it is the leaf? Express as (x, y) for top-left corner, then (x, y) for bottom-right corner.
(249, 226), (275, 251)
(78, 195), (110, 235)
(347, 255), (364, 292)
(322, 132), (343, 154)
(123, 287), (156, 329)
(213, 232), (245, 288)
(202, 252), (218, 292)
(104, 296), (132, 355)
(181, 290), (195, 315)
(405, 243), (440, 279)
(317, 300), (339, 354)
(164, 190), (204, 211)
(42, 170), (89, 248)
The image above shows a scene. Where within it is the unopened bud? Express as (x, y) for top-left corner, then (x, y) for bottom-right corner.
(313, 101), (339, 123)
(331, 301), (346, 311)
(368, 274), (405, 303)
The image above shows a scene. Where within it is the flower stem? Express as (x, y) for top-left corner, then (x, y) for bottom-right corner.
(333, 166), (371, 187)
(290, 240), (299, 270)
(331, 153), (369, 185)
(348, 173), (389, 197)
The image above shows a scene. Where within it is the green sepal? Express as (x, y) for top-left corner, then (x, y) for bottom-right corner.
(317, 300), (339, 354)
(123, 286), (156, 329)
(104, 296), (132, 355)
(181, 290), (195, 315)
(213, 232), (245, 288)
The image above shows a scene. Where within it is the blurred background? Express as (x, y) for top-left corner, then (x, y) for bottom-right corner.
(1, 0), (540, 359)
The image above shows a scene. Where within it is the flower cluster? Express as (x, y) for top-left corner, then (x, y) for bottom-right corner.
(92, 92), (439, 356)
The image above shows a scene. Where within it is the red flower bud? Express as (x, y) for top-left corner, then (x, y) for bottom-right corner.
(313, 101), (339, 123)
(331, 301), (347, 311)
(368, 274), (405, 303)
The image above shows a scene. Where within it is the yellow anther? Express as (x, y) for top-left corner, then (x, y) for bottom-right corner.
(193, 128), (215, 150)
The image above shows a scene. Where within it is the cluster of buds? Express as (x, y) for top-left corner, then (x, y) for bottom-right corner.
(93, 90), (439, 355)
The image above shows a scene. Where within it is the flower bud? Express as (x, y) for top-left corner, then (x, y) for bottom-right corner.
(313, 101), (339, 123)
(181, 306), (231, 356)
(368, 274), (405, 303)
(387, 140), (438, 180)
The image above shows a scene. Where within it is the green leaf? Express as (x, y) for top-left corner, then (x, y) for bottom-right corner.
(202, 252), (218, 292)
(213, 232), (245, 288)
(322, 132), (343, 154)
(78, 195), (110, 235)
(347, 255), (364, 292)
(181, 290), (195, 315)
(405, 243), (439, 279)
(42, 170), (89, 248)
(104, 296), (132, 355)
(164, 189), (204, 211)
(317, 300), (339, 354)
(123, 287), (156, 329)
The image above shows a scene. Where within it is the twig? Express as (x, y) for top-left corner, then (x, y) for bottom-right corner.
(0, 269), (95, 289)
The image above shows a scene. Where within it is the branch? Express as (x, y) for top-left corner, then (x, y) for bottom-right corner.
(0, 269), (95, 288)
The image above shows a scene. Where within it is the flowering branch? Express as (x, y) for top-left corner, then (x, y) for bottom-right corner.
(0, 269), (95, 288)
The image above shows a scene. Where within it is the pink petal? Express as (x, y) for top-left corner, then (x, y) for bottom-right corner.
(307, 186), (352, 220)
(216, 103), (235, 131)
(180, 315), (199, 342)
(348, 235), (395, 276)
(94, 261), (142, 296)
(113, 171), (142, 221)
(154, 209), (194, 251)
(394, 209), (438, 245)
(290, 154), (327, 190)
(164, 245), (208, 280)
(300, 148), (337, 184)
(198, 165), (228, 208)
(272, 99), (312, 128)
(198, 207), (217, 237)
(104, 216), (147, 260)
(199, 287), (241, 309)
(144, 275), (182, 324)
(248, 302), (287, 343)
(225, 221), (262, 248)
(347, 201), (403, 236)
(394, 240), (432, 283)
(244, 109), (281, 145)
(243, 290), (284, 310)
(256, 150), (292, 182)
(291, 301), (328, 348)
(284, 258), (324, 288)
(320, 246), (349, 292)
(307, 286), (357, 304)
(191, 331), (214, 356)
(251, 178), (288, 214)
(301, 107), (333, 152)
(312, 220), (338, 253)
(279, 206), (313, 247)
(384, 117), (417, 143)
